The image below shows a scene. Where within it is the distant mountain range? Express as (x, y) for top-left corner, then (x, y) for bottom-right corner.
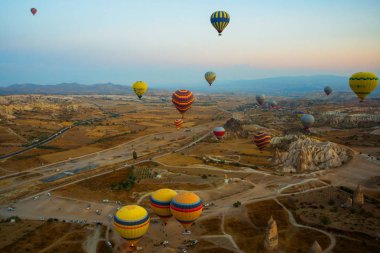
(0, 75), (378, 97)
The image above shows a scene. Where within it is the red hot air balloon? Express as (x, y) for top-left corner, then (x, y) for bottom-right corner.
(31, 8), (37, 16)
(213, 127), (225, 140)
(253, 132), (271, 151)
(172, 90), (195, 118)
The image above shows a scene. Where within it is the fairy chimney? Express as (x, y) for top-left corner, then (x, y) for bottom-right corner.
(308, 240), (322, 253)
(343, 197), (352, 208)
(264, 216), (278, 250)
(353, 184), (364, 207)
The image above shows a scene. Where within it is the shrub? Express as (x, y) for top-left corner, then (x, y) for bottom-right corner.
(320, 215), (331, 225)
(201, 174), (208, 179)
(233, 201), (241, 208)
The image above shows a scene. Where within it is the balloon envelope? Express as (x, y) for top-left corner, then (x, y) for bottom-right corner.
(213, 126), (225, 140)
(324, 86), (333, 96)
(205, 72), (216, 86)
(253, 132), (271, 150)
(210, 11), (230, 35)
(132, 81), (148, 99)
(300, 114), (315, 130)
(170, 191), (202, 230)
(172, 90), (194, 117)
(150, 189), (177, 223)
(349, 72), (378, 102)
(31, 8), (37, 15)
(256, 94), (265, 105)
(114, 205), (150, 247)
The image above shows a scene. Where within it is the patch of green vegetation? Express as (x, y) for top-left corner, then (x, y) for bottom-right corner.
(37, 145), (64, 150)
(111, 172), (136, 191)
(233, 201), (241, 208)
(319, 215), (331, 225)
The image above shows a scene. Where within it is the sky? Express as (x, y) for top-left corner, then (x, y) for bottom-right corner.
(0, 0), (380, 87)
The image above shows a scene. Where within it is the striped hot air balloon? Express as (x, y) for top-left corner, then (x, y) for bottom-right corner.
(114, 205), (150, 249)
(174, 119), (183, 129)
(253, 132), (271, 151)
(349, 72), (378, 102)
(172, 90), (194, 118)
(150, 189), (177, 224)
(213, 126), (225, 140)
(210, 11), (230, 36)
(170, 191), (203, 232)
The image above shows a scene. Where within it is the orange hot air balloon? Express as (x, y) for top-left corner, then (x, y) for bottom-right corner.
(174, 119), (183, 129)
(170, 191), (202, 234)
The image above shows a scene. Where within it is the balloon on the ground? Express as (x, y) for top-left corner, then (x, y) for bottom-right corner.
(253, 132), (271, 151)
(172, 90), (194, 118)
(324, 86), (333, 96)
(256, 94), (265, 105)
(31, 8), (37, 15)
(210, 11), (230, 36)
(114, 205), (150, 248)
(349, 72), (378, 102)
(213, 126), (225, 140)
(132, 81), (148, 99)
(300, 114), (315, 130)
(150, 189), (178, 224)
(174, 119), (183, 129)
(170, 191), (203, 230)
(205, 72), (216, 86)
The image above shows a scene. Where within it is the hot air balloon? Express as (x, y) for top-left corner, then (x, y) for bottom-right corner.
(205, 72), (216, 86)
(31, 8), (37, 15)
(150, 189), (177, 225)
(114, 205), (150, 251)
(174, 119), (183, 129)
(253, 132), (271, 151)
(132, 81), (148, 100)
(256, 94), (265, 106)
(324, 86), (332, 96)
(213, 126), (225, 140)
(293, 111), (305, 119)
(210, 11), (230, 36)
(349, 72), (378, 102)
(270, 101), (278, 109)
(300, 114), (315, 131)
(170, 191), (202, 234)
(172, 90), (194, 118)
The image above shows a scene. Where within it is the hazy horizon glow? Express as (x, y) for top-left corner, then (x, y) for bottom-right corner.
(1, 0), (380, 87)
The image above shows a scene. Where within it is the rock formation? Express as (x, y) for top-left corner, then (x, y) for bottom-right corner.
(264, 216), (278, 250)
(308, 240), (322, 253)
(271, 135), (352, 173)
(223, 118), (249, 138)
(342, 197), (352, 208)
(320, 111), (380, 128)
(353, 184), (364, 207)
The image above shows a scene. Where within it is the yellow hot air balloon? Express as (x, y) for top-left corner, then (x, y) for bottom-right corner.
(114, 205), (150, 250)
(349, 72), (378, 102)
(205, 71), (216, 86)
(170, 191), (202, 233)
(150, 188), (178, 224)
(132, 81), (148, 99)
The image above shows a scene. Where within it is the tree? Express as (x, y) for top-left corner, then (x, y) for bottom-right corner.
(133, 151), (137, 160)
(233, 201), (241, 208)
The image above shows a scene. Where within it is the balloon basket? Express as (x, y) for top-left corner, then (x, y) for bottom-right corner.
(182, 230), (192, 235)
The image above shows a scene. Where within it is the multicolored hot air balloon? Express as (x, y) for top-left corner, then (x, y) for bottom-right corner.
(174, 119), (183, 129)
(293, 111), (305, 119)
(253, 132), (271, 151)
(31, 8), (37, 16)
(150, 189), (178, 224)
(205, 72), (216, 86)
(210, 11), (230, 36)
(132, 81), (148, 100)
(349, 72), (378, 102)
(256, 94), (265, 106)
(324, 86), (333, 96)
(270, 101), (278, 109)
(300, 114), (315, 131)
(170, 191), (203, 233)
(172, 90), (194, 118)
(114, 205), (150, 250)
(213, 126), (225, 140)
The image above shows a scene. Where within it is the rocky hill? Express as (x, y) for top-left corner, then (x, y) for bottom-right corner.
(271, 135), (353, 172)
(223, 118), (249, 139)
(319, 111), (380, 128)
